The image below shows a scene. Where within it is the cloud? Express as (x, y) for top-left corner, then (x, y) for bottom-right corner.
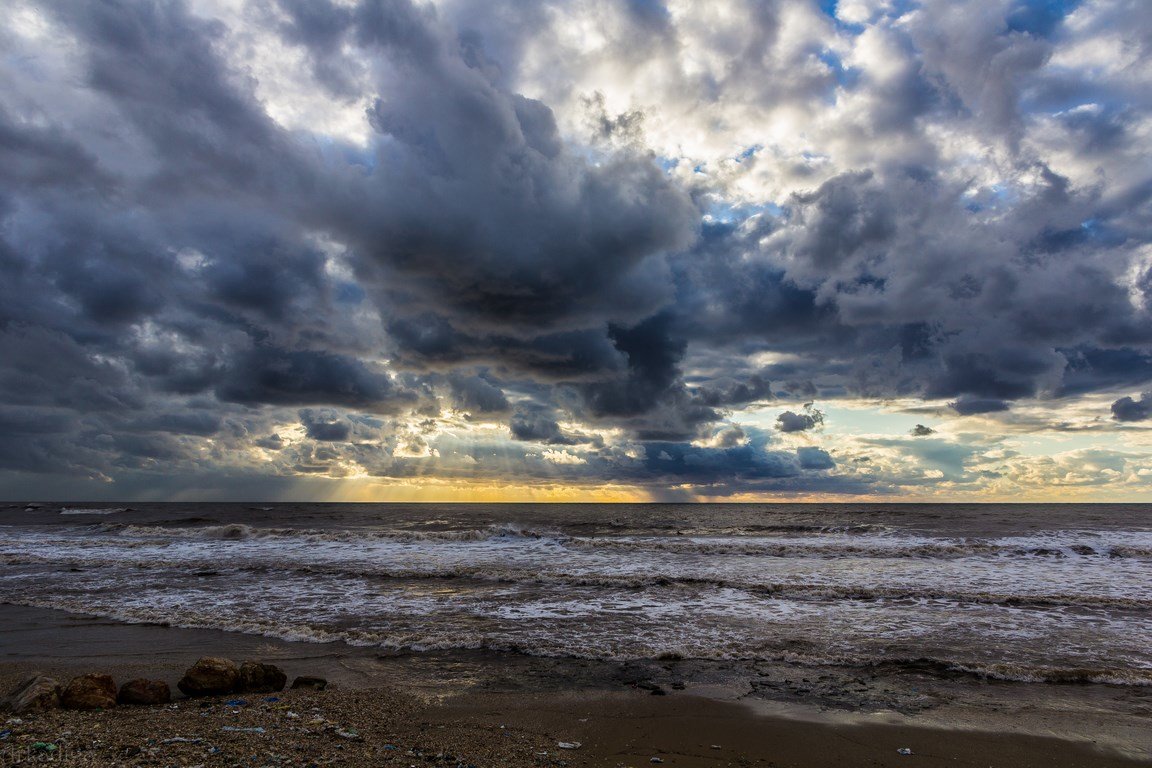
(776, 405), (825, 433)
(217, 347), (414, 412)
(509, 406), (572, 444)
(910, 424), (936, 436)
(949, 397), (1012, 416)
(796, 446), (835, 470)
(1, 0), (1151, 498)
(299, 409), (351, 442)
(446, 372), (509, 415)
(1111, 393), (1152, 422)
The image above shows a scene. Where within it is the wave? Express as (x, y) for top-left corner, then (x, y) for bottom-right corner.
(100, 521), (565, 543)
(2, 596), (1149, 686)
(2, 551), (1148, 611)
(60, 507), (129, 516)
(89, 522), (1152, 561)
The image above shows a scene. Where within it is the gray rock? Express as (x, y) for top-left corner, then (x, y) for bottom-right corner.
(3, 675), (62, 714)
(177, 657), (239, 697)
(236, 661), (287, 693)
(118, 678), (171, 706)
(289, 675), (327, 691)
(61, 674), (117, 710)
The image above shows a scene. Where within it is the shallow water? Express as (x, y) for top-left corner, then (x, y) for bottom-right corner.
(1, 502), (1149, 685)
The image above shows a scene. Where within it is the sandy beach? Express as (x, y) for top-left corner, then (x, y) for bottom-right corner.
(5, 0), (1152, 761)
(2, 605), (1148, 767)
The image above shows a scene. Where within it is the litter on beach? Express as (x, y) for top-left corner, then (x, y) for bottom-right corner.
(557, 741), (582, 749)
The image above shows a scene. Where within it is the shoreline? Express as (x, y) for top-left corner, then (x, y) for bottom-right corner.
(3, 604), (1150, 766)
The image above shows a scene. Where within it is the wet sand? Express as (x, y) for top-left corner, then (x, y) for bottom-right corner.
(2, 605), (1149, 767)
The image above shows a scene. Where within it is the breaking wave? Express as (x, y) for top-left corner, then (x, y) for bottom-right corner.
(2, 594), (1149, 686)
(90, 522), (1152, 561)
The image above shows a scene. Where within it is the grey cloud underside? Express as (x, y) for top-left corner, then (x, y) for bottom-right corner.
(1111, 392), (1152, 422)
(0, 0), (1150, 494)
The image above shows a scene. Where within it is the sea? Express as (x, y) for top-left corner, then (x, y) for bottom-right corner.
(1, 502), (1150, 691)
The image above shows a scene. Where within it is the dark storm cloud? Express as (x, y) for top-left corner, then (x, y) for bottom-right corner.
(685, 156), (1152, 409)
(688, 373), (774, 409)
(0, 108), (112, 192)
(949, 397), (1012, 416)
(45, 0), (306, 199)
(1, 0), (1151, 497)
(581, 314), (685, 417)
(796, 446), (835, 471)
(216, 347), (415, 412)
(255, 434), (285, 450)
(0, 0), (704, 485)
(786, 172), (897, 270)
(506, 403), (606, 447)
(129, 411), (223, 436)
(625, 427), (840, 490)
(776, 407), (825, 433)
(446, 372), (509, 414)
(1111, 393), (1152, 422)
(324, 0), (697, 338)
(272, 0), (363, 97)
(508, 405), (574, 444)
(299, 409), (351, 441)
(639, 439), (798, 483)
(910, 424), (937, 437)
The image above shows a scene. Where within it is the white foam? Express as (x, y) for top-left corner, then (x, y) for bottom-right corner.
(2, 520), (1150, 682)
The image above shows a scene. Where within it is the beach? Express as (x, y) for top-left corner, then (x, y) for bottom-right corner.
(6, 0), (1152, 763)
(2, 604), (1149, 767)
(2, 502), (1151, 765)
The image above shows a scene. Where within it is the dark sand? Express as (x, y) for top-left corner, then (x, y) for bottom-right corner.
(2, 605), (1149, 767)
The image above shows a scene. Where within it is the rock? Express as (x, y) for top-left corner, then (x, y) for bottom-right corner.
(117, 678), (171, 706)
(236, 661), (287, 693)
(3, 675), (62, 714)
(289, 675), (327, 691)
(61, 674), (117, 710)
(177, 657), (239, 697)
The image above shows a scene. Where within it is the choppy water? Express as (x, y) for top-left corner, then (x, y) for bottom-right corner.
(1, 502), (1150, 685)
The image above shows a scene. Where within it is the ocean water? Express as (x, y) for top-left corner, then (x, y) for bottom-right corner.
(1, 502), (1150, 686)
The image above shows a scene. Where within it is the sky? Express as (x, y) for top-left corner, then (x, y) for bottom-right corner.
(1, 0), (1152, 502)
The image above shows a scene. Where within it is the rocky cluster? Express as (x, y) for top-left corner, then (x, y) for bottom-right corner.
(1, 658), (323, 713)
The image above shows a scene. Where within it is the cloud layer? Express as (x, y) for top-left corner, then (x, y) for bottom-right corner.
(1, 0), (1151, 499)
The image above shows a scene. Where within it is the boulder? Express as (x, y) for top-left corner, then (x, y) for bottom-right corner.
(236, 661), (287, 693)
(117, 678), (171, 706)
(3, 675), (62, 714)
(61, 673), (117, 710)
(290, 675), (327, 691)
(177, 657), (239, 697)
